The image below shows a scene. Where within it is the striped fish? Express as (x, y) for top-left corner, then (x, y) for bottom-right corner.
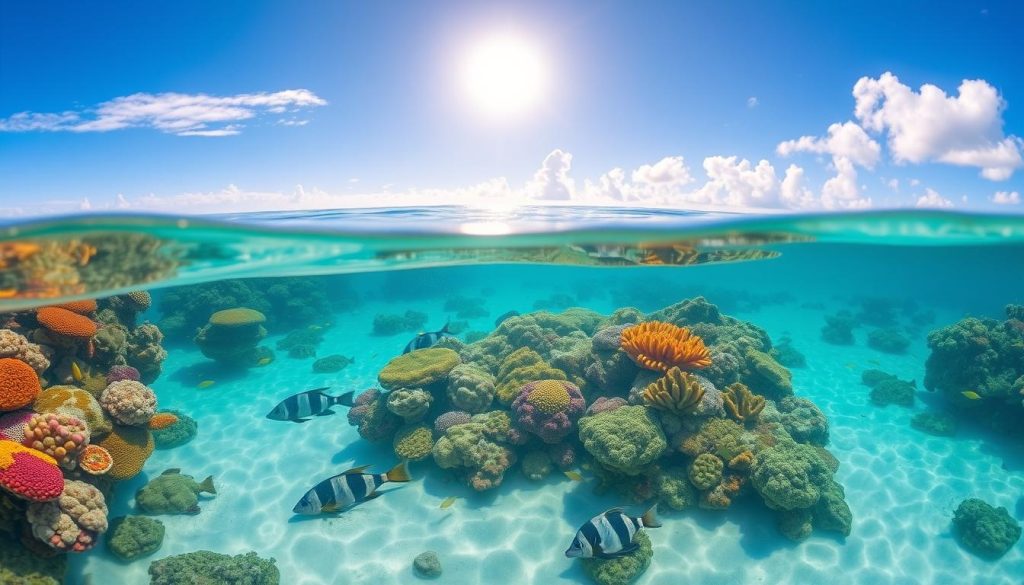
(564, 505), (661, 559)
(403, 322), (451, 354)
(292, 462), (412, 515)
(265, 387), (354, 423)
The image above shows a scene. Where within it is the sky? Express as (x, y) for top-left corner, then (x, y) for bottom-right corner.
(1, 0), (1023, 216)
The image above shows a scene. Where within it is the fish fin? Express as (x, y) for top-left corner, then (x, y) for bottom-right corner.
(385, 460), (411, 482)
(162, 468), (181, 476)
(641, 503), (662, 528)
(320, 503), (341, 513)
(335, 391), (355, 407)
(293, 418), (310, 423)
(199, 476), (216, 495)
(308, 387), (332, 395)
(343, 465), (373, 475)
(365, 491), (382, 500)
(601, 507), (625, 517)
(441, 320), (451, 334)
(316, 409), (335, 416)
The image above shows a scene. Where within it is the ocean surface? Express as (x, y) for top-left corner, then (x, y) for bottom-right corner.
(1, 206), (1022, 585)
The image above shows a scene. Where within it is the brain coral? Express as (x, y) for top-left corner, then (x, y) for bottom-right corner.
(0, 357), (42, 412)
(688, 453), (724, 491)
(27, 479), (108, 552)
(620, 321), (711, 373)
(434, 411), (473, 434)
(106, 515), (164, 561)
(35, 307), (98, 338)
(0, 439), (64, 501)
(378, 348), (461, 390)
(126, 291), (153, 312)
(208, 308), (266, 326)
(97, 425), (154, 481)
(0, 329), (50, 375)
(393, 424), (435, 461)
(578, 406), (667, 475)
(33, 385), (112, 439)
(512, 380), (585, 444)
(100, 380), (157, 426)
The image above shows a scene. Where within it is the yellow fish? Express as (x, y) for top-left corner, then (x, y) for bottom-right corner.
(439, 496), (457, 509)
(564, 471), (583, 481)
(257, 357), (273, 366)
(197, 380), (216, 389)
(961, 390), (981, 400)
(70, 362), (83, 382)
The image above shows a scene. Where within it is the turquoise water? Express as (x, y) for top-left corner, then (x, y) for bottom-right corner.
(1, 207), (1022, 584)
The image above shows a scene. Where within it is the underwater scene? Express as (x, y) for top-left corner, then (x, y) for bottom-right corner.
(0, 208), (1022, 585)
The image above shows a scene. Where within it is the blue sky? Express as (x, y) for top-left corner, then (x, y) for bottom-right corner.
(1, 0), (1023, 215)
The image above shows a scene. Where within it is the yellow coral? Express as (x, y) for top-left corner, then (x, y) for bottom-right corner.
(722, 383), (765, 425)
(393, 424), (434, 461)
(526, 380), (572, 414)
(495, 348), (567, 405)
(96, 425), (154, 481)
(126, 291), (152, 311)
(34, 385), (112, 438)
(620, 321), (712, 373)
(642, 366), (704, 415)
(208, 308), (266, 327)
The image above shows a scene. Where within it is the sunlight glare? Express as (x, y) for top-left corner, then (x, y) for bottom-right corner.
(461, 34), (547, 118)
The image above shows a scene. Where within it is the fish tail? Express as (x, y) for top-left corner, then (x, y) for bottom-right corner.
(335, 391), (355, 408)
(441, 320), (450, 334)
(385, 460), (411, 483)
(199, 476), (217, 495)
(641, 503), (662, 528)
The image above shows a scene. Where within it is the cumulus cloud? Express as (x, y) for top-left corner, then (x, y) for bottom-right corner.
(692, 156), (779, 207)
(915, 188), (954, 208)
(991, 190), (1021, 205)
(747, 97), (759, 108)
(0, 89), (326, 136)
(527, 149), (575, 200)
(777, 121), (881, 169)
(853, 72), (1023, 180)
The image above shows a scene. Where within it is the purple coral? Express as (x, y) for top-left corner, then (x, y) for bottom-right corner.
(434, 411), (472, 434)
(106, 365), (140, 384)
(511, 380), (585, 444)
(0, 410), (35, 443)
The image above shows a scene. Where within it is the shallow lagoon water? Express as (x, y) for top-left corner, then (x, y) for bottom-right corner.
(1, 207), (1023, 584)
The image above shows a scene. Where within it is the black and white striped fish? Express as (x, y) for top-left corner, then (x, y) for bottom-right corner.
(564, 505), (661, 559)
(403, 322), (451, 354)
(291, 462), (411, 515)
(265, 387), (354, 423)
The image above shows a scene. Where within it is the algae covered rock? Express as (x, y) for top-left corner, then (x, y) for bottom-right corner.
(578, 406), (666, 475)
(312, 354), (353, 373)
(106, 515), (164, 561)
(655, 467), (697, 511)
(152, 409), (198, 449)
(378, 348), (461, 390)
(148, 550), (280, 585)
(446, 363), (496, 413)
(0, 536), (66, 585)
(413, 550), (442, 579)
(581, 530), (652, 585)
(952, 498), (1021, 558)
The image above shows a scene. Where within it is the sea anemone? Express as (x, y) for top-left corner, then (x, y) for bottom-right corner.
(620, 321), (712, 373)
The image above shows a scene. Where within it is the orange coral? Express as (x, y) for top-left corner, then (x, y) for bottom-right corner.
(620, 321), (712, 373)
(35, 307), (97, 338)
(97, 425), (153, 481)
(78, 445), (113, 475)
(147, 412), (179, 430)
(0, 357), (42, 411)
(54, 300), (97, 315)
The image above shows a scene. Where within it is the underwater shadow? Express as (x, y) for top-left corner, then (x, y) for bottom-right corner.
(732, 497), (800, 559)
(168, 361), (251, 385)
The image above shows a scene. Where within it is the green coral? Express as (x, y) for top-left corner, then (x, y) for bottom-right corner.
(775, 396), (829, 446)
(446, 363), (496, 413)
(148, 551), (279, 585)
(751, 441), (832, 511)
(924, 313), (1024, 402)
(494, 347), (567, 404)
(687, 453), (724, 491)
(378, 348), (461, 390)
(744, 349), (793, 399)
(393, 424), (434, 461)
(655, 467), (697, 511)
(677, 417), (751, 461)
(136, 471), (213, 515)
(952, 498), (1021, 558)
(580, 531), (653, 585)
(432, 411), (515, 491)
(106, 515), (165, 561)
(578, 406), (666, 476)
(812, 480), (853, 537)
(152, 409), (197, 450)
(0, 536), (66, 585)
(862, 371), (916, 408)
(386, 388), (433, 421)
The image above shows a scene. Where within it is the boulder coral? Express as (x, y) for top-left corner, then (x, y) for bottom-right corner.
(27, 479), (108, 552)
(386, 388), (433, 422)
(151, 409), (197, 449)
(494, 347), (567, 404)
(688, 453), (724, 491)
(0, 329), (50, 376)
(125, 323), (167, 384)
(100, 380), (157, 426)
(393, 424), (434, 461)
(773, 396), (829, 447)
(433, 410), (472, 434)
(0, 357), (42, 411)
(620, 321), (712, 374)
(35, 307), (97, 339)
(655, 467), (698, 511)
(432, 411), (516, 491)
(347, 389), (401, 443)
(106, 515), (164, 561)
(446, 363), (496, 413)
(378, 348), (461, 390)
(96, 424), (154, 481)
(0, 439), (64, 501)
(511, 379), (585, 444)
(578, 406), (666, 476)
(193, 308), (271, 368)
(581, 530), (653, 585)
(952, 498), (1021, 558)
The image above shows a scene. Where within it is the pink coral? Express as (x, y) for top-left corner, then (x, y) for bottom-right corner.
(434, 411), (473, 434)
(22, 412), (90, 469)
(0, 439), (64, 502)
(346, 389), (400, 442)
(105, 365), (140, 384)
(27, 479), (108, 552)
(0, 410), (35, 442)
(99, 380), (156, 426)
(511, 380), (585, 444)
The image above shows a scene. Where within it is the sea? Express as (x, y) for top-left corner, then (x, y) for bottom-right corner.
(0, 206), (1022, 585)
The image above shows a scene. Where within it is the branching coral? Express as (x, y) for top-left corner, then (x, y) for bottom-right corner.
(578, 406), (666, 475)
(100, 380), (157, 426)
(0, 357), (42, 411)
(641, 366), (705, 415)
(722, 382), (765, 425)
(620, 321), (712, 373)
(27, 480), (108, 552)
(511, 379), (585, 444)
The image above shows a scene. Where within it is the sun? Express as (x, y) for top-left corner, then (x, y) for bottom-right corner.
(461, 34), (548, 118)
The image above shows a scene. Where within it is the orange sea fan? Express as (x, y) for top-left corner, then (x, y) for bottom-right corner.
(148, 412), (179, 430)
(620, 321), (712, 373)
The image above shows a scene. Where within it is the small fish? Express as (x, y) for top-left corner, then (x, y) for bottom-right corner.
(495, 310), (520, 327)
(257, 357), (273, 366)
(70, 362), (83, 382)
(961, 390), (982, 400)
(403, 322), (451, 354)
(844, 363), (856, 369)
(439, 496), (457, 509)
(197, 380), (216, 389)
(292, 462), (411, 515)
(564, 471), (583, 481)
(266, 388), (355, 423)
(565, 505), (661, 559)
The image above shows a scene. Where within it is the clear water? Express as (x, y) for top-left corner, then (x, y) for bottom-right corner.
(1, 207), (1022, 585)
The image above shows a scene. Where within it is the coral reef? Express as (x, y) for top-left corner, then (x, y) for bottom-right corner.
(100, 380), (157, 426)
(0, 439), (64, 502)
(148, 550), (280, 585)
(769, 336), (806, 368)
(581, 530), (652, 585)
(136, 469), (216, 515)
(446, 364), (496, 413)
(35, 307), (97, 339)
(347, 389), (401, 443)
(688, 453), (725, 491)
(0, 534), (66, 585)
(33, 385), (111, 439)
(641, 367), (705, 415)
(654, 467), (697, 511)
(0, 410), (34, 443)
(26, 480), (108, 552)
(106, 365), (140, 383)
(521, 450), (553, 480)
(861, 370), (915, 407)
(494, 347), (568, 405)
(434, 410), (473, 434)
(952, 498), (1021, 558)
(151, 409), (197, 450)
(372, 310), (428, 335)
(722, 383), (765, 425)
(773, 397), (829, 446)
(511, 379), (585, 444)
(96, 424), (154, 481)
(386, 388), (434, 422)
(0, 329), (50, 375)
(620, 321), (711, 373)
(106, 515), (164, 561)
(194, 308), (273, 368)
(275, 326), (325, 359)
(867, 328), (911, 354)
(821, 311), (856, 345)
(378, 348), (461, 390)
(578, 406), (666, 476)
(432, 411), (516, 491)
(393, 424), (435, 461)
(0, 357), (42, 411)
(21, 412), (89, 469)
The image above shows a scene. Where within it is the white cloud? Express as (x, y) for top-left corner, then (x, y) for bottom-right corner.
(747, 97), (759, 108)
(777, 121), (881, 169)
(779, 164), (816, 208)
(853, 72), (1023, 180)
(992, 190), (1021, 205)
(527, 149), (575, 200)
(886, 178), (899, 192)
(915, 188), (954, 208)
(693, 156), (779, 207)
(0, 89), (326, 137)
